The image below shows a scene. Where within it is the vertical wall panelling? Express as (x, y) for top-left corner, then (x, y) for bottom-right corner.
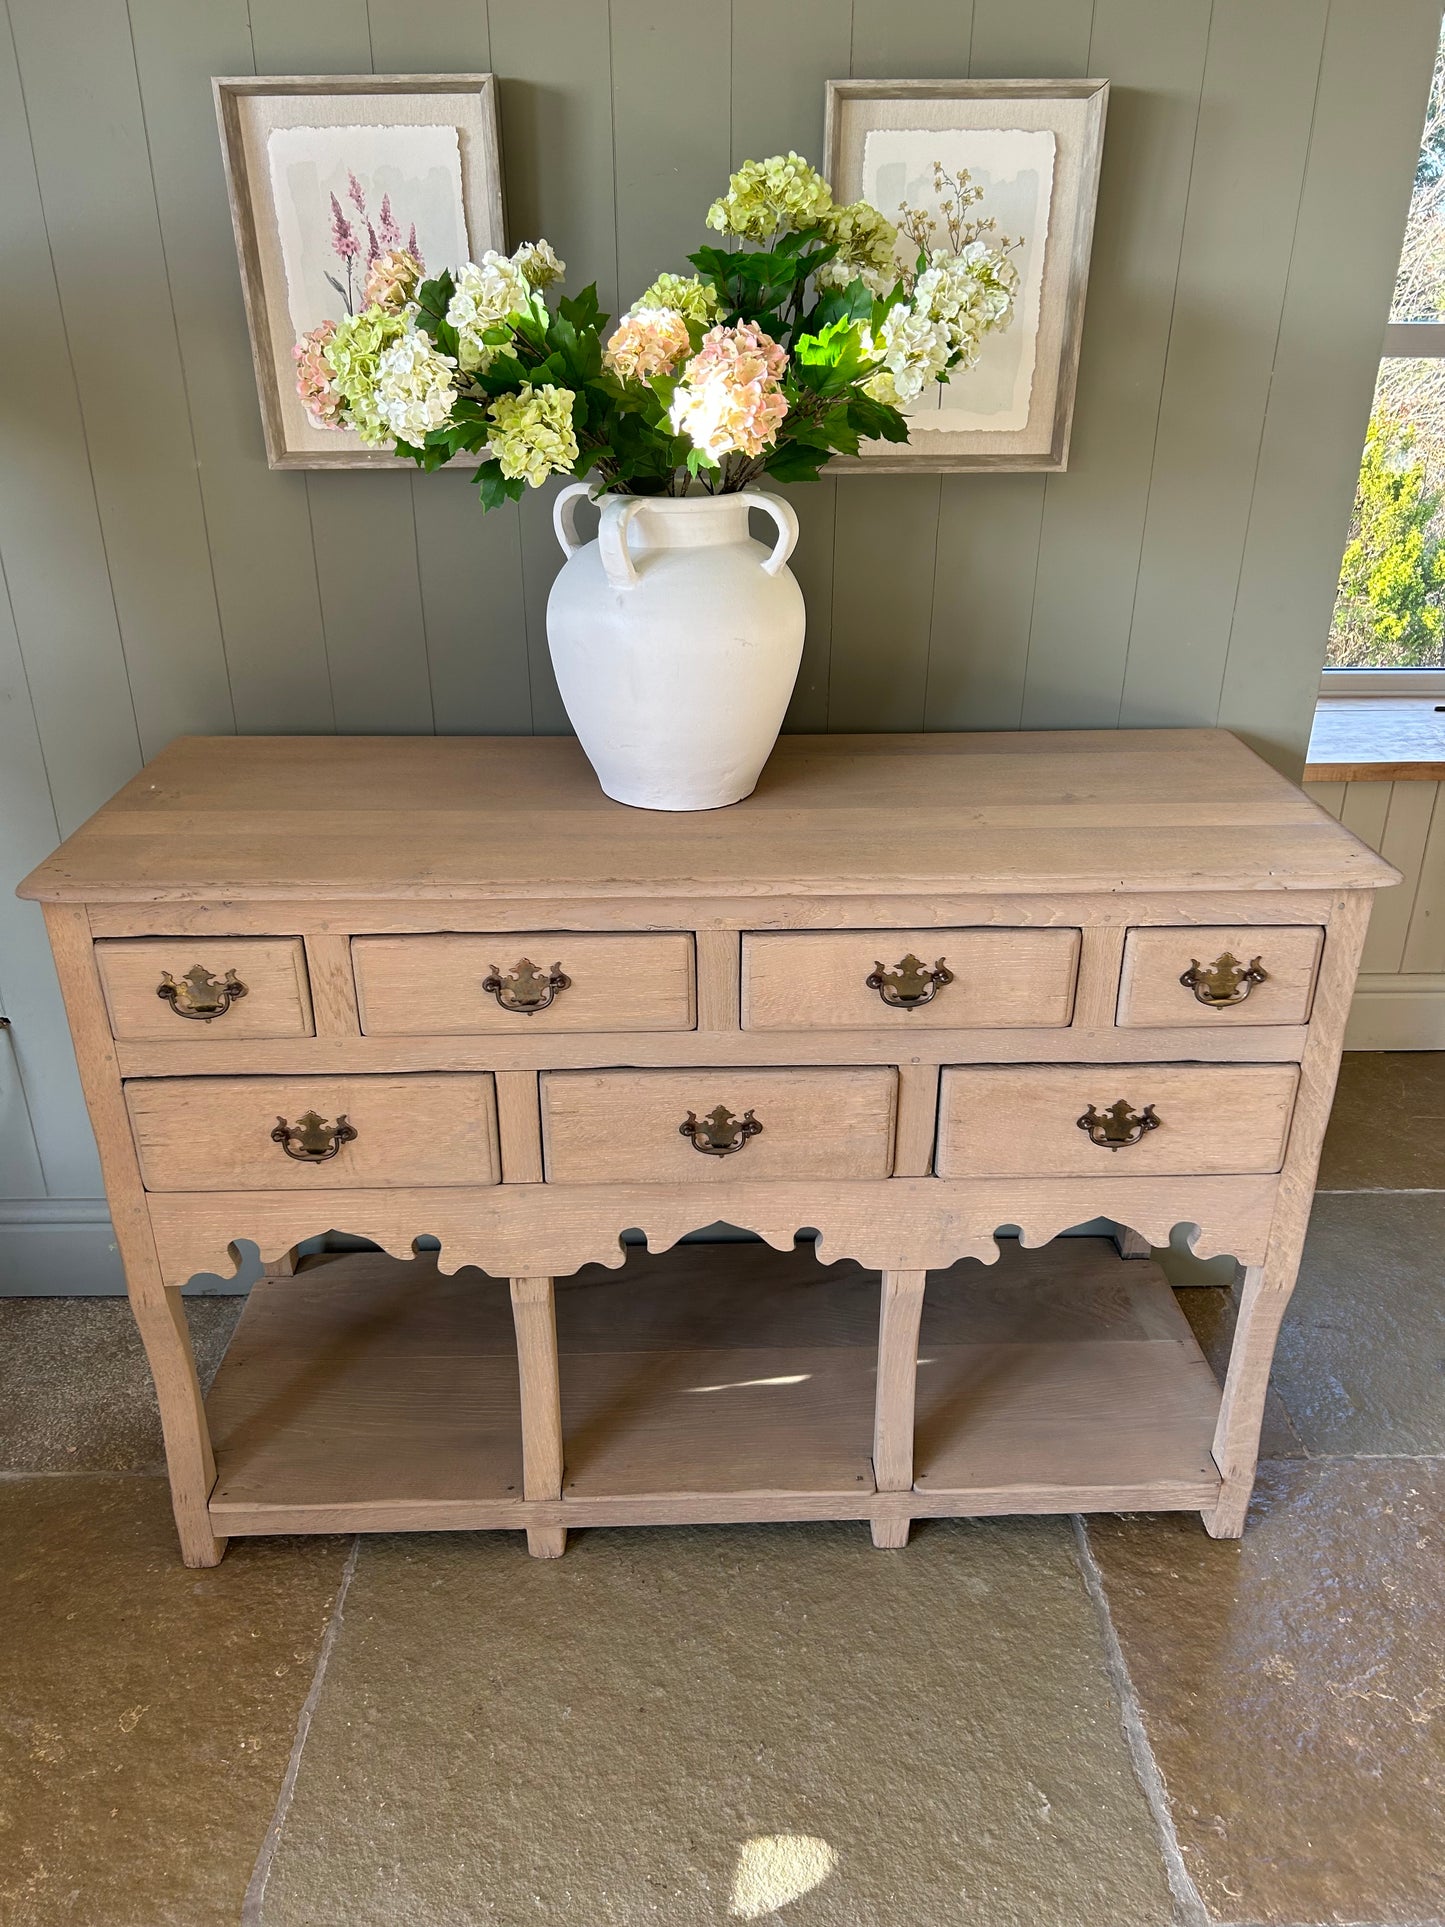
(127, 0), (335, 735)
(610, 0), (731, 303)
(0, 10), (143, 833)
(1361, 782), (1437, 974)
(489, 0), (619, 734)
(7, 0), (235, 759)
(849, 0), (975, 80)
(414, 490), (534, 735)
(925, 0), (1095, 732)
(1218, 0), (1442, 775)
(0, 566), (100, 1196)
(1402, 786), (1445, 975)
(1118, 0), (1328, 730)
(730, 0), (853, 732)
(828, 475), (940, 730)
(365, 0), (535, 738)
(249, 0), (436, 736)
(1022, 0), (1212, 730)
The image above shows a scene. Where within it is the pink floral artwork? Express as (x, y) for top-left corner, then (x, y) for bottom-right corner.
(268, 121), (467, 347)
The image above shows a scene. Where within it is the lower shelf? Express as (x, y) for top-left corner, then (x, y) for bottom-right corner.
(203, 1238), (1223, 1538)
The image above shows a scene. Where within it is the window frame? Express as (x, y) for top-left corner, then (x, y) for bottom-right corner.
(1320, 319), (1445, 696)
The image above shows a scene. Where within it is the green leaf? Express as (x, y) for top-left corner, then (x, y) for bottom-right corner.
(762, 442), (832, 484)
(476, 459), (525, 510)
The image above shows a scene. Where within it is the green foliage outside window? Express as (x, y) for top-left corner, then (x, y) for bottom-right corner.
(1330, 408), (1445, 666)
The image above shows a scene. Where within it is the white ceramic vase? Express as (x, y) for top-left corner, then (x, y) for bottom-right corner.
(546, 485), (805, 811)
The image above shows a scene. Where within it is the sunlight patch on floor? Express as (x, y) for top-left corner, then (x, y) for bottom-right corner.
(728, 1833), (837, 1919)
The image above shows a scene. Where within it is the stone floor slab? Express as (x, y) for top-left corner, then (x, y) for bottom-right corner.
(1087, 1458), (1445, 1926)
(259, 1520), (1173, 1927)
(1318, 1050), (1445, 1191)
(1272, 1191), (1445, 1456)
(0, 1477), (345, 1927)
(0, 1296), (242, 1472)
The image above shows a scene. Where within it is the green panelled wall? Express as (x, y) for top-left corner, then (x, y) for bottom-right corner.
(0, 0), (1438, 1287)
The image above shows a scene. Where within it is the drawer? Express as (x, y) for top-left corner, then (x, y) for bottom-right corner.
(97, 938), (314, 1041)
(540, 1068), (898, 1184)
(353, 933), (695, 1035)
(742, 928), (1079, 1029)
(125, 1074), (499, 1192)
(1116, 925), (1323, 1027)
(936, 1064), (1300, 1178)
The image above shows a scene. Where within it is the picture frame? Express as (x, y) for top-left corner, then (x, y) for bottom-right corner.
(214, 74), (506, 470)
(823, 78), (1108, 473)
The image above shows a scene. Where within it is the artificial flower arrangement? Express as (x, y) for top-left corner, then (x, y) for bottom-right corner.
(293, 152), (1019, 505)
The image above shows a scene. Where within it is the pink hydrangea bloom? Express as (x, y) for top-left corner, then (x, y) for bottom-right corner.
(603, 306), (692, 383)
(293, 320), (344, 429)
(669, 320), (789, 462)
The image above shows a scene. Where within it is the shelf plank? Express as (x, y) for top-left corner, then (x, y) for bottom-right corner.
(206, 1254), (524, 1526)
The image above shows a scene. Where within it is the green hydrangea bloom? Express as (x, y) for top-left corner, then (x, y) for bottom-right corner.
(322, 304), (411, 443)
(634, 271), (721, 327)
(487, 383), (580, 487)
(706, 152), (833, 242)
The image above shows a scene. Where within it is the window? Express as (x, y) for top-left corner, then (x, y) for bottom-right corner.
(1324, 14), (1445, 695)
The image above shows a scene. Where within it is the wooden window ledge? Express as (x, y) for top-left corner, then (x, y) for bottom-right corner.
(1306, 697), (1445, 783)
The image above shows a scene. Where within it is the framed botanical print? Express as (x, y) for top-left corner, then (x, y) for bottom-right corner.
(214, 74), (505, 470)
(824, 78), (1108, 473)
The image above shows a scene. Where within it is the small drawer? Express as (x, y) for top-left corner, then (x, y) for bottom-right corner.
(540, 1068), (898, 1184)
(125, 1074), (499, 1192)
(1116, 925), (1323, 1027)
(742, 928), (1080, 1029)
(936, 1064), (1300, 1179)
(353, 933), (695, 1035)
(97, 938), (314, 1041)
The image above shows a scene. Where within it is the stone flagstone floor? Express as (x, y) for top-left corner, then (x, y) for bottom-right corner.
(1, 1053), (1442, 1927)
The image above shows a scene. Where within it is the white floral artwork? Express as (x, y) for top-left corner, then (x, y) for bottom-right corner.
(861, 127), (1056, 433)
(267, 123), (470, 342)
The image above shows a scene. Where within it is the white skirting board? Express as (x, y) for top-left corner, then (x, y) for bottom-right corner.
(1343, 973), (1445, 1050)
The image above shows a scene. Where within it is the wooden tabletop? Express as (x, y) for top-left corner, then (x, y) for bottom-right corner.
(17, 729), (1399, 903)
(1305, 697), (1445, 783)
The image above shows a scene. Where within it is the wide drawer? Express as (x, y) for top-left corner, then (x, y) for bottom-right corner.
(1116, 925), (1323, 1027)
(353, 933), (695, 1034)
(540, 1068), (898, 1184)
(742, 928), (1080, 1029)
(936, 1064), (1300, 1178)
(125, 1074), (500, 1191)
(97, 938), (314, 1041)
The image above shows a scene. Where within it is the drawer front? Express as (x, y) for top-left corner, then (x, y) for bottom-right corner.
(936, 1064), (1300, 1178)
(353, 933), (695, 1035)
(97, 938), (314, 1041)
(1117, 925), (1323, 1028)
(541, 1068), (898, 1184)
(742, 928), (1080, 1030)
(125, 1074), (499, 1192)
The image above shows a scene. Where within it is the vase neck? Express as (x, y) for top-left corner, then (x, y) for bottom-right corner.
(604, 493), (755, 550)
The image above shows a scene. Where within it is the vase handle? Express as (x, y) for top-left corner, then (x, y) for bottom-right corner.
(598, 497), (643, 590)
(747, 490), (800, 577)
(552, 480), (593, 559)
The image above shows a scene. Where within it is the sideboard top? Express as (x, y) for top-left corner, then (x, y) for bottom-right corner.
(17, 729), (1399, 904)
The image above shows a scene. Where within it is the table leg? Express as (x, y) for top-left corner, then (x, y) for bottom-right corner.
(872, 1268), (926, 1549)
(510, 1276), (566, 1558)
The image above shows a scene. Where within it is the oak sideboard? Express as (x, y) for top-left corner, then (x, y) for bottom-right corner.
(19, 729), (1396, 1566)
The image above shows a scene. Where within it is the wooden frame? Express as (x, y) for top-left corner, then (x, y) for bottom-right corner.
(213, 74), (505, 471)
(823, 78), (1108, 473)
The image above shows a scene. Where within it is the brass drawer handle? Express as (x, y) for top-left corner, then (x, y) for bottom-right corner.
(482, 957), (571, 1015)
(157, 964), (248, 1021)
(1078, 1100), (1161, 1151)
(680, 1105), (763, 1157)
(1179, 951), (1268, 1008)
(865, 954), (954, 1010)
(271, 1111), (357, 1163)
